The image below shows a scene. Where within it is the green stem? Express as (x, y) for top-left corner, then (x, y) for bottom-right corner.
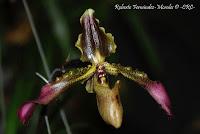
(22, 0), (50, 78)
(60, 109), (72, 134)
(45, 115), (52, 134)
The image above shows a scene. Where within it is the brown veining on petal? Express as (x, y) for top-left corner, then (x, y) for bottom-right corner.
(75, 9), (117, 64)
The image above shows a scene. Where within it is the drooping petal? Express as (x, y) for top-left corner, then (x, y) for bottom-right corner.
(17, 102), (36, 124)
(37, 65), (95, 104)
(94, 75), (123, 128)
(37, 65), (96, 105)
(18, 65), (96, 124)
(104, 62), (172, 116)
(75, 9), (117, 64)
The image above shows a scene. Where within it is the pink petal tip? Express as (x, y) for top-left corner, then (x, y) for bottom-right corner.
(146, 81), (172, 116)
(17, 102), (36, 124)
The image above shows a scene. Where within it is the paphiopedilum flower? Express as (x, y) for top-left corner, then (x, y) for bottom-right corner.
(18, 8), (172, 128)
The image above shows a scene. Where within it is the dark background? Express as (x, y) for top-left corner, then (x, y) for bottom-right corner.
(0, 0), (199, 134)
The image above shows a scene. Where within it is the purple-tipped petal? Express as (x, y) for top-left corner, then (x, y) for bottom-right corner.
(17, 102), (36, 124)
(104, 63), (172, 116)
(145, 81), (172, 116)
(17, 66), (95, 125)
(17, 84), (60, 125)
(17, 83), (66, 125)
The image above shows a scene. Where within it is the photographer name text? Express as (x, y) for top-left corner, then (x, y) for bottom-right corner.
(115, 4), (195, 10)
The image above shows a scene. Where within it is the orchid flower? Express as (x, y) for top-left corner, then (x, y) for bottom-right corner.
(18, 8), (172, 128)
